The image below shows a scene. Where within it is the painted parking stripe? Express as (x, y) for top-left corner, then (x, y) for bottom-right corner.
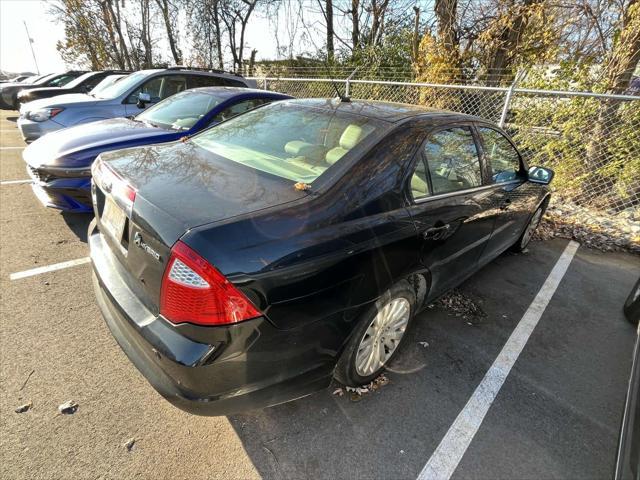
(9, 257), (91, 280)
(0, 146), (25, 150)
(0, 179), (31, 185)
(417, 240), (580, 480)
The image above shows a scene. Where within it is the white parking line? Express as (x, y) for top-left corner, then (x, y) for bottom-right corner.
(417, 240), (580, 480)
(0, 179), (31, 185)
(9, 257), (91, 280)
(0, 146), (25, 150)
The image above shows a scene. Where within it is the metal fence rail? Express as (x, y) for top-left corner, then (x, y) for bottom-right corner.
(252, 76), (640, 215)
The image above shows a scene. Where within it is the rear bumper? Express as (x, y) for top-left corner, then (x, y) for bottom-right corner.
(89, 220), (334, 415)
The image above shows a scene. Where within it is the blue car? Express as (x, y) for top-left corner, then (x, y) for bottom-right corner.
(23, 87), (292, 212)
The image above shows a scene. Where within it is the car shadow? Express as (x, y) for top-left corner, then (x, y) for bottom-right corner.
(61, 212), (93, 243)
(224, 241), (567, 480)
(6, 116), (18, 123)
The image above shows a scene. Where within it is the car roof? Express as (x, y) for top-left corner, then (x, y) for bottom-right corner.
(282, 98), (482, 124)
(185, 87), (291, 99)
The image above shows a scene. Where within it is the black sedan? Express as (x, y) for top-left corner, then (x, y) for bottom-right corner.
(16, 70), (130, 106)
(89, 99), (553, 415)
(0, 71), (87, 110)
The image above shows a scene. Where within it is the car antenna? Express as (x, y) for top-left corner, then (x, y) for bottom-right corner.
(326, 64), (356, 103)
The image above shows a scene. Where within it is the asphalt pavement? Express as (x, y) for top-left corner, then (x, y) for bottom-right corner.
(0, 109), (638, 479)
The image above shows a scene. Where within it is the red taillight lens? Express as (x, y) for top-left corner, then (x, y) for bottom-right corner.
(49, 108), (64, 119)
(160, 241), (260, 326)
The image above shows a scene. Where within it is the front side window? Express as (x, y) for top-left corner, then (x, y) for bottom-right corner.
(192, 103), (385, 184)
(478, 127), (522, 183)
(136, 90), (223, 130)
(125, 75), (187, 104)
(424, 127), (482, 194)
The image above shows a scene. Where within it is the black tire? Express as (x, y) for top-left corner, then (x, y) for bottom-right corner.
(334, 280), (416, 386)
(512, 203), (546, 253)
(624, 277), (640, 325)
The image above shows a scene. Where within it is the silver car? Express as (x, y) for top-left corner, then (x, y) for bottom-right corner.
(17, 68), (257, 142)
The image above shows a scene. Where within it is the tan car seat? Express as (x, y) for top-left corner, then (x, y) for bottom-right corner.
(325, 124), (368, 165)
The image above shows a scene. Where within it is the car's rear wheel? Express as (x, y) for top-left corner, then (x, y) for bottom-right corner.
(512, 205), (544, 252)
(334, 280), (415, 386)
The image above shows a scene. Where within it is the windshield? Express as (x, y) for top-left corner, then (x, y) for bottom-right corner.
(64, 72), (96, 89)
(90, 75), (125, 96)
(192, 102), (385, 184)
(33, 73), (58, 85)
(95, 71), (148, 99)
(136, 90), (223, 130)
(46, 73), (79, 87)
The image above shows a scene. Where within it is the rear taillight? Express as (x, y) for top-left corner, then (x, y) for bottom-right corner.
(160, 241), (260, 326)
(92, 158), (137, 215)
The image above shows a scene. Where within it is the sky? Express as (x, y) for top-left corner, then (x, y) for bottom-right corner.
(0, 0), (326, 75)
(0, 0), (67, 74)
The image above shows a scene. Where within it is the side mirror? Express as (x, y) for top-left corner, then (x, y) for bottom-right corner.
(528, 166), (554, 185)
(137, 92), (151, 109)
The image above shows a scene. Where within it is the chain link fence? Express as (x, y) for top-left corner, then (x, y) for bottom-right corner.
(254, 77), (639, 218)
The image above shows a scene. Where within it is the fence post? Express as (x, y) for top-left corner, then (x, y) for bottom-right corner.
(345, 68), (358, 98)
(263, 78), (268, 91)
(499, 70), (526, 127)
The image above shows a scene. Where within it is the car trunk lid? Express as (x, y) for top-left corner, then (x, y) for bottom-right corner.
(92, 141), (306, 314)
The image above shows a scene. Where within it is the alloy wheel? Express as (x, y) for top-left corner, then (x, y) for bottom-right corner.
(355, 297), (410, 376)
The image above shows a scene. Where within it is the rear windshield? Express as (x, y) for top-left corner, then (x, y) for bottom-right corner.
(136, 90), (223, 130)
(191, 102), (385, 184)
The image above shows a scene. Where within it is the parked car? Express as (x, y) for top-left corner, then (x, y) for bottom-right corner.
(17, 67), (257, 141)
(89, 99), (554, 415)
(16, 70), (130, 106)
(89, 74), (127, 97)
(615, 278), (640, 479)
(0, 71), (86, 109)
(0, 73), (34, 83)
(23, 87), (291, 212)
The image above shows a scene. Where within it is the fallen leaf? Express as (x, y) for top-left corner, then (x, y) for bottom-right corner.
(15, 401), (32, 413)
(58, 400), (78, 415)
(123, 438), (136, 451)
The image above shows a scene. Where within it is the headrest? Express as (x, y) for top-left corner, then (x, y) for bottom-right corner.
(339, 124), (366, 150)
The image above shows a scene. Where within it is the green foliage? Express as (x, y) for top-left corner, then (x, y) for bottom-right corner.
(510, 64), (640, 209)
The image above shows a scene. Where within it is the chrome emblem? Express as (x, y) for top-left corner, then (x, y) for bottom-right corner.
(133, 232), (161, 261)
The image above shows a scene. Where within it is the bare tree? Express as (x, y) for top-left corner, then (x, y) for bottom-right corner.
(155, 0), (182, 64)
(220, 0), (258, 72)
(326, 0), (335, 61)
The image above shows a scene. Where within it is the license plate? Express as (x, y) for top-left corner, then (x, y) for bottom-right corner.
(102, 197), (126, 242)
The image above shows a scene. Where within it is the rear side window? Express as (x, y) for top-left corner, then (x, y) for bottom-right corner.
(189, 75), (225, 88)
(410, 157), (431, 199)
(211, 98), (268, 123)
(478, 127), (522, 183)
(188, 75), (246, 88)
(423, 127), (482, 194)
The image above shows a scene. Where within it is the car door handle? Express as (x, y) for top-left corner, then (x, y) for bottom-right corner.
(499, 199), (512, 210)
(422, 224), (451, 240)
